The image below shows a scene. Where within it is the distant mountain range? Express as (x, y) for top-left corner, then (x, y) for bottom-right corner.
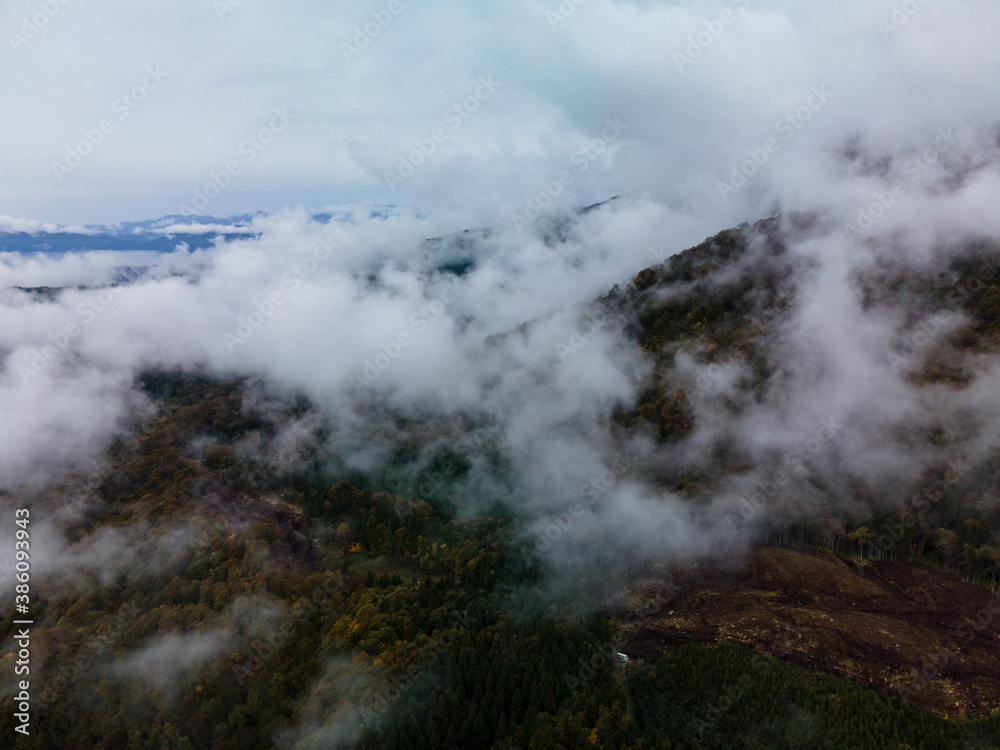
(0, 208), (406, 255)
(0, 202), (612, 257)
(0, 213), (264, 254)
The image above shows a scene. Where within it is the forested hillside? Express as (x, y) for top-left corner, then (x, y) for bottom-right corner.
(5, 217), (1000, 748)
(3, 371), (1000, 749)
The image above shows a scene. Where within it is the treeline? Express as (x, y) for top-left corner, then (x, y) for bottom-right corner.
(738, 453), (1000, 594)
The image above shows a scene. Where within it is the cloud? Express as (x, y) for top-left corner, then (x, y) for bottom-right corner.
(0, 0), (993, 232)
(1, 0), (1000, 600)
(2, 152), (1000, 580)
(6, 10), (1000, 750)
(274, 656), (379, 750)
(0, 216), (96, 235)
(113, 630), (230, 688)
(110, 595), (286, 699)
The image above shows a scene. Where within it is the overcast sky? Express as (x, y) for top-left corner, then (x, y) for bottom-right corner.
(0, 0), (997, 229)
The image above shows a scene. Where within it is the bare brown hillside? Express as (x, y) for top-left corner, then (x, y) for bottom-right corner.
(618, 547), (1000, 716)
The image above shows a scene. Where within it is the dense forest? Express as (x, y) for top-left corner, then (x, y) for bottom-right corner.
(608, 218), (1000, 589)
(0, 370), (997, 748)
(5, 218), (1000, 748)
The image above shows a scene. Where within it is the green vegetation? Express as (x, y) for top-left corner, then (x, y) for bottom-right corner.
(631, 643), (1000, 750)
(3, 373), (1000, 749)
(606, 223), (1000, 591)
(6, 224), (1000, 748)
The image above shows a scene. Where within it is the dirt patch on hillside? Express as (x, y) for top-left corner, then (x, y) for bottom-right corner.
(616, 547), (1000, 716)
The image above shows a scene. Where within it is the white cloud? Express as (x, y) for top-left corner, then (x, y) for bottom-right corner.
(0, 0), (991, 230)
(1, 0), (1000, 585)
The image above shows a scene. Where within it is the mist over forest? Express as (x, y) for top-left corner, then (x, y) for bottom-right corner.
(3, 1), (1000, 748)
